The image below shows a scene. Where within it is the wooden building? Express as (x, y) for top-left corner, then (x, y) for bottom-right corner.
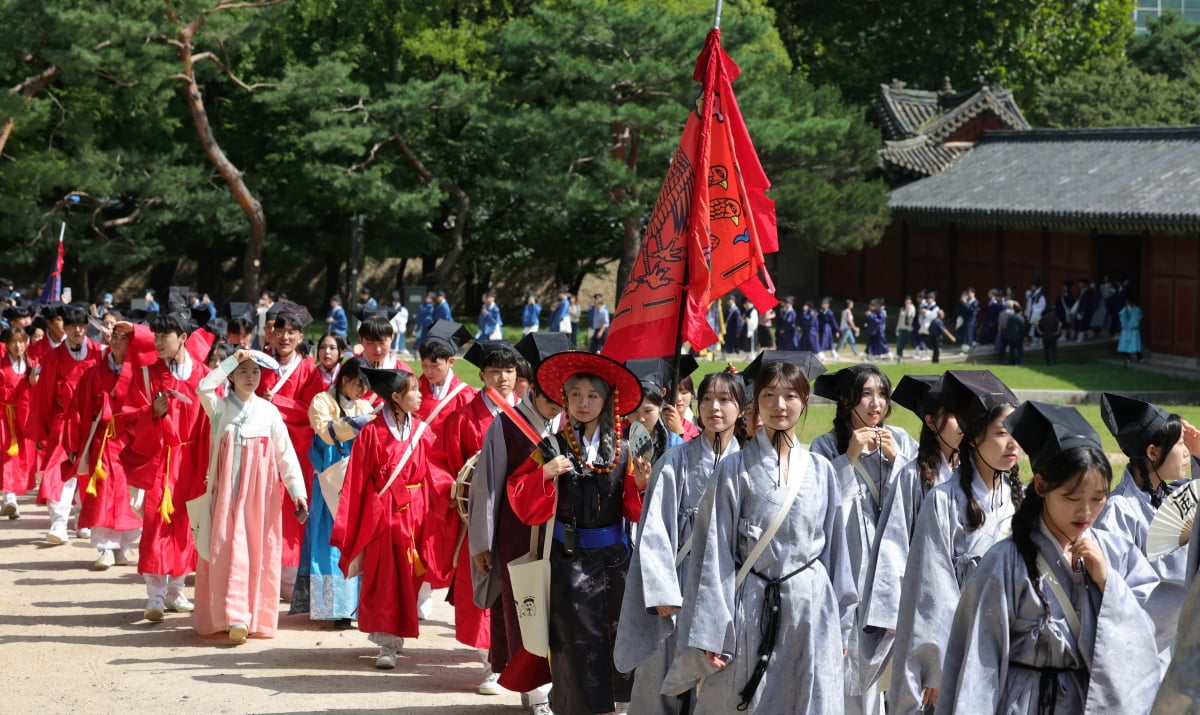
(822, 81), (1200, 361)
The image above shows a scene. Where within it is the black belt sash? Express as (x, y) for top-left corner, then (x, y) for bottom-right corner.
(1009, 661), (1086, 715)
(736, 556), (819, 711)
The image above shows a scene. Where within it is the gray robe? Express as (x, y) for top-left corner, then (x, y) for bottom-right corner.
(810, 426), (918, 701)
(662, 431), (857, 714)
(888, 473), (1014, 715)
(1153, 572), (1200, 712)
(1092, 469), (1189, 672)
(857, 456), (956, 688)
(614, 435), (740, 715)
(938, 528), (1160, 715)
(468, 398), (559, 609)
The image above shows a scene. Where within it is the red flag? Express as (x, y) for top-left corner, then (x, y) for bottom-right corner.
(603, 29), (776, 362)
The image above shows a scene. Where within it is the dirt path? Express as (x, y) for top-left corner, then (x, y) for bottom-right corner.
(0, 495), (525, 714)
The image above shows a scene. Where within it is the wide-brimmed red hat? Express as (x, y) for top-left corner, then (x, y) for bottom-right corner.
(536, 351), (642, 417)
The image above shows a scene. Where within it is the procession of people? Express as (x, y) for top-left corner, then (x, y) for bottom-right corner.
(2, 291), (1200, 715)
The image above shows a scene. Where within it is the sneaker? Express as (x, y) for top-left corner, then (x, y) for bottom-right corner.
(144, 597), (166, 622)
(1, 498), (16, 519)
(92, 549), (115, 571)
(229, 622), (249, 644)
(416, 591), (432, 621)
(76, 527), (91, 539)
(478, 672), (504, 695)
(375, 646), (397, 670)
(113, 549), (132, 566)
(166, 594), (194, 613)
(45, 526), (69, 545)
(530, 704), (553, 715)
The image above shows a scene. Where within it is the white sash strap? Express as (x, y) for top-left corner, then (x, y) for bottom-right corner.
(266, 357), (300, 399)
(1037, 553), (1084, 648)
(376, 421), (429, 497)
(675, 533), (694, 568)
(422, 380), (471, 425)
(854, 458), (881, 504)
(735, 453), (804, 589)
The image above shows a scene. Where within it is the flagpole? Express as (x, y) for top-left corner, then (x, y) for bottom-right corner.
(713, 0), (723, 29)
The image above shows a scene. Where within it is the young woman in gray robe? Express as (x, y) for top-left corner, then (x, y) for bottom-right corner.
(857, 375), (960, 691)
(938, 402), (1160, 715)
(888, 370), (1022, 714)
(662, 358), (857, 714)
(614, 372), (745, 714)
(1095, 393), (1199, 672)
(809, 364), (917, 712)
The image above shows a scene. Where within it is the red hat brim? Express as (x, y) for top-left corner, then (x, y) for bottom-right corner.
(535, 351), (642, 417)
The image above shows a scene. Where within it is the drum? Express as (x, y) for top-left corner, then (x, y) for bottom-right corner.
(451, 451), (481, 524)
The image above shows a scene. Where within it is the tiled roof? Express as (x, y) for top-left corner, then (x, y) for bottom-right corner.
(878, 137), (970, 178)
(889, 127), (1200, 233)
(875, 80), (1030, 180)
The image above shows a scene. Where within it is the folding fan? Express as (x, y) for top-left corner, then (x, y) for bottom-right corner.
(1147, 480), (1199, 560)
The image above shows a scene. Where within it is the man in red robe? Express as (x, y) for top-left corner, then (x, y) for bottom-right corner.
(255, 303), (321, 599)
(28, 305), (104, 543)
(65, 324), (142, 570)
(413, 320), (474, 433)
(408, 318), (472, 619)
(121, 315), (211, 621)
(26, 302), (67, 365)
(426, 340), (520, 696)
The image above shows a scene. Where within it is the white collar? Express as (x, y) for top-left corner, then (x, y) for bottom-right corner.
(371, 354), (396, 370)
(65, 340), (89, 362)
(276, 351), (301, 378)
(169, 351), (193, 380)
(384, 406), (411, 442)
(575, 422), (602, 464)
(698, 431), (740, 474)
(8, 356), (26, 375)
(970, 465), (1012, 513)
(1038, 516), (1085, 576)
(482, 388), (516, 414)
(106, 353), (123, 374)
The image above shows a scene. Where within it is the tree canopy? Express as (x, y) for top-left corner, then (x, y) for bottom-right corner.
(7, 0), (1184, 309)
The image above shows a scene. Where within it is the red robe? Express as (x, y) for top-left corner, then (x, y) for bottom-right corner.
(256, 354), (321, 566)
(415, 372), (473, 435)
(332, 412), (434, 638)
(0, 357), (36, 494)
(425, 390), (502, 648)
(507, 448), (644, 526)
(64, 360), (141, 533)
(26, 334), (64, 366)
(123, 357), (210, 576)
(30, 339), (104, 503)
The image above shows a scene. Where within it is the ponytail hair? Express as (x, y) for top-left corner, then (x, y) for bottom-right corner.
(916, 408), (951, 491)
(1126, 414), (1183, 508)
(1010, 445), (1112, 618)
(957, 403), (1022, 532)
